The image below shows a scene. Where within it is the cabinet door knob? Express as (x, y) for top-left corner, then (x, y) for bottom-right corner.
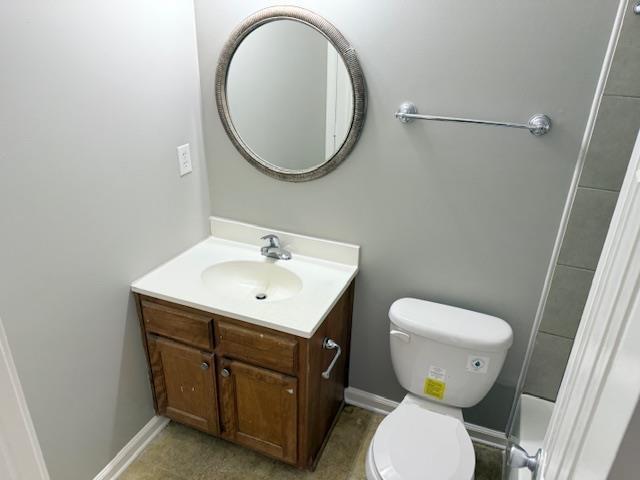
(221, 368), (231, 377)
(200, 362), (209, 370)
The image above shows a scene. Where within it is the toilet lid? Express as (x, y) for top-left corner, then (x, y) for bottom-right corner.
(372, 403), (475, 480)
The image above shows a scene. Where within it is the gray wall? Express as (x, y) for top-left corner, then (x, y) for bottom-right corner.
(525, 1), (640, 402)
(609, 399), (640, 479)
(227, 20), (328, 169)
(194, 0), (620, 430)
(0, 2), (209, 479)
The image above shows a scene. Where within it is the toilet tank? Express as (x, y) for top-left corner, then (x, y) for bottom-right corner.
(389, 298), (513, 408)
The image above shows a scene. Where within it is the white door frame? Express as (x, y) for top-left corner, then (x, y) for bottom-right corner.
(0, 315), (49, 480)
(540, 130), (640, 479)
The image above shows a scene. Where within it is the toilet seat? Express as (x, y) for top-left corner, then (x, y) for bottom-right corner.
(369, 402), (475, 480)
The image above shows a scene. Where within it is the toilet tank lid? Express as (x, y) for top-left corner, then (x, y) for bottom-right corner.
(389, 298), (513, 352)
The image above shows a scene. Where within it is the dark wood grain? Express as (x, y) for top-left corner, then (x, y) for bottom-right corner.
(300, 282), (355, 468)
(147, 335), (219, 434)
(134, 294), (159, 411)
(216, 317), (298, 375)
(141, 297), (214, 351)
(218, 357), (298, 464)
(134, 279), (354, 470)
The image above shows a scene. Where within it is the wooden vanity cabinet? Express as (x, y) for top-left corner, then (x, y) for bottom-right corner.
(218, 357), (298, 463)
(147, 335), (219, 435)
(134, 281), (354, 469)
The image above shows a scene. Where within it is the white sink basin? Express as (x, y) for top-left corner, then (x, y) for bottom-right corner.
(131, 218), (359, 338)
(201, 260), (302, 302)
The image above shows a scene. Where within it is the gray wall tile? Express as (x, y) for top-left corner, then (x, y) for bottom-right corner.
(605, 2), (640, 97)
(463, 383), (516, 432)
(580, 95), (640, 191)
(539, 265), (594, 339)
(524, 333), (574, 401)
(526, 2), (639, 404)
(558, 187), (619, 270)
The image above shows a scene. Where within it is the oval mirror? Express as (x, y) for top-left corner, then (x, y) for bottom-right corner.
(215, 7), (366, 182)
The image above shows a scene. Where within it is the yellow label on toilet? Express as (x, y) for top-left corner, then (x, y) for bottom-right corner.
(424, 378), (446, 400)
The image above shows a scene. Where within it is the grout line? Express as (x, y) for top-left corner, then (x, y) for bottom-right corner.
(523, 392), (557, 403)
(536, 330), (576, 342)
(602, 93), (640, 99)
(556, 262), (597, 273)
(576, 185), (621, 194)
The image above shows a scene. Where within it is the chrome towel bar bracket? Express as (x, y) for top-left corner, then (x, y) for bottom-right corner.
(395, 102), (552, 136)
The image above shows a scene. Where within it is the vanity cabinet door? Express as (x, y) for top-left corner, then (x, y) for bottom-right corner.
(147, 335), (219, 434)
(218, 358), (297, 464)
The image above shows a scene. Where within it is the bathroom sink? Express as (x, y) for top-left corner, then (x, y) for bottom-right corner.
(131, 217), (359, 337)
(201, 260), (303, 302)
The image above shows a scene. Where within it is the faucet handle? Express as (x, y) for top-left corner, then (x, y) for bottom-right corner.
(261, 234), (280, 247)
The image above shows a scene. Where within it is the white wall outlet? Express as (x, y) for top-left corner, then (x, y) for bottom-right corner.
(177, 143), (192, 176)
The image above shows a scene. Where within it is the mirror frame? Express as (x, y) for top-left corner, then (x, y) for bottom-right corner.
(215, 6), (366, 182)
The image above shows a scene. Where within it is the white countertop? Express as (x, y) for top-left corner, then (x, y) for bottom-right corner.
(131, 218), (359, 338)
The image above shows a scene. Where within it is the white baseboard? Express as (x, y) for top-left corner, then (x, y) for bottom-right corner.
(465, 423), (508, 449)
(0, 316), (50, 480)
(93, 416), (169, 480)
(344, 387), (507, 449)
(344, 386), (399, 415)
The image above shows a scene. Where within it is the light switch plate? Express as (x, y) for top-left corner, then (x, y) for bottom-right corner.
(177, 143), (192, 176)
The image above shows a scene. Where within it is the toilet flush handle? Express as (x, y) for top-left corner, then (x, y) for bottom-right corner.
(390, 330), (411, 343)
(321, 338), (342, 379)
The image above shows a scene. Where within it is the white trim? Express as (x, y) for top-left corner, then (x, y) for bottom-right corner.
(507, 0), (629, 435)
(324, 44), (353, 160)
(92, 416), (169, 480)
(465, 423), (508, 450)
(325, 43), (339, 158)
(344, 387), (507, 449)
(0, 316), (50, 480)
(345, 386), (399, 416)
(542, 128), (640, 479)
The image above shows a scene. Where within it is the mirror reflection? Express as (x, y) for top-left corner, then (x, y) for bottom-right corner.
(226, 20), (354, 171)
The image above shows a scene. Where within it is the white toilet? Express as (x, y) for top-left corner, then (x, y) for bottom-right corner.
(365, 298), (513, 480)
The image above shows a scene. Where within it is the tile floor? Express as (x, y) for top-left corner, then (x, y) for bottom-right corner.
(121, 406), (503, 480)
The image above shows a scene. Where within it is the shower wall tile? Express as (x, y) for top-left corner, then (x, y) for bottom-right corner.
(580, 95), (640, 191)
(539, 265), (594, 339)
(557, 187), (619, 270)
(524, 333), (573, 401)
(524, 2), (639, 406)
(605, 2), (640, 97)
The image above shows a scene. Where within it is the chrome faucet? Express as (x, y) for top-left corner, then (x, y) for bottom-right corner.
(260, 234), (292, 260)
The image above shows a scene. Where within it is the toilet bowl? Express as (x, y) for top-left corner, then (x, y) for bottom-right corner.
(365, 298), (513, 480)
(365, 395), (475, 480)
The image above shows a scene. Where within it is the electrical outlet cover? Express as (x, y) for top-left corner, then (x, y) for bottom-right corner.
(177, 143), (192, 176)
